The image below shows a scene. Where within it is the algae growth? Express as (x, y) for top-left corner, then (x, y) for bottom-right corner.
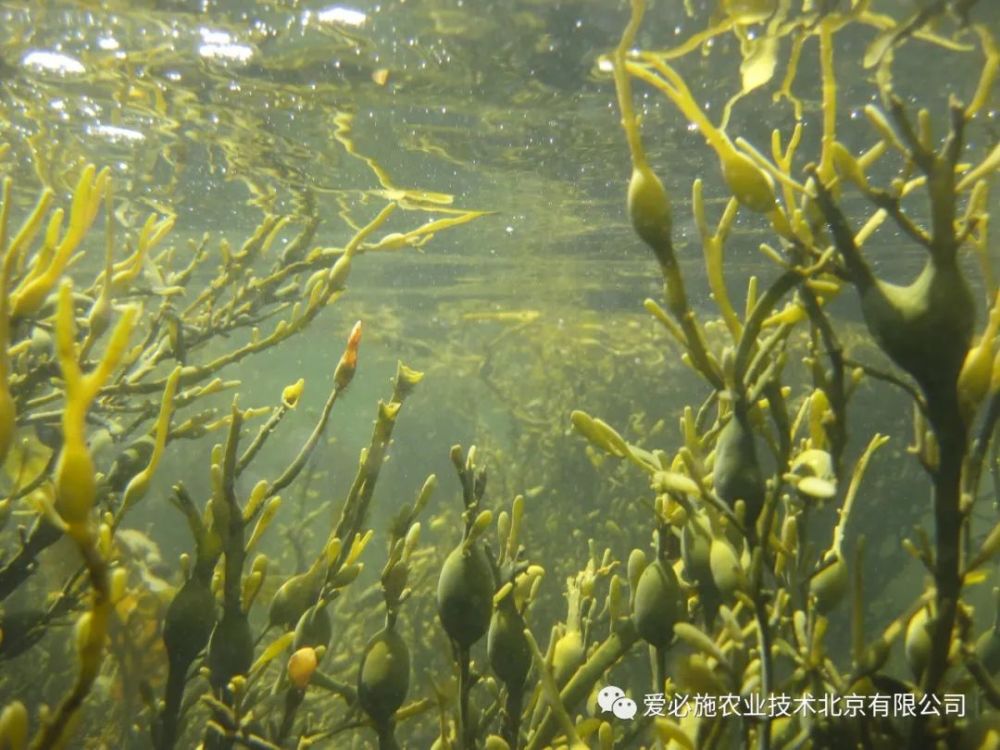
(1, 0), (1000, 749)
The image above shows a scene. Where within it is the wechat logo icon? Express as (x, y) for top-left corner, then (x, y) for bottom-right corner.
(597, 685), (637, 720)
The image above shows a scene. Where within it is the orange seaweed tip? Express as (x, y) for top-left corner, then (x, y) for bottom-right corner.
(288, 647), (318, 690)
(347, 320), (362, 350)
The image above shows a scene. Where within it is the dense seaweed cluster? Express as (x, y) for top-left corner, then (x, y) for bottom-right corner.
(0, 88), (488, 749)
(572, 0), (1000, 747)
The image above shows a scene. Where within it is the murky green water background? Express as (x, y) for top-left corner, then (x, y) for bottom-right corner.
(2, 0), (1000, 747)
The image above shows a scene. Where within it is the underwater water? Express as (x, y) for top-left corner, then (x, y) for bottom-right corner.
(1, 0), (1000, 748)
